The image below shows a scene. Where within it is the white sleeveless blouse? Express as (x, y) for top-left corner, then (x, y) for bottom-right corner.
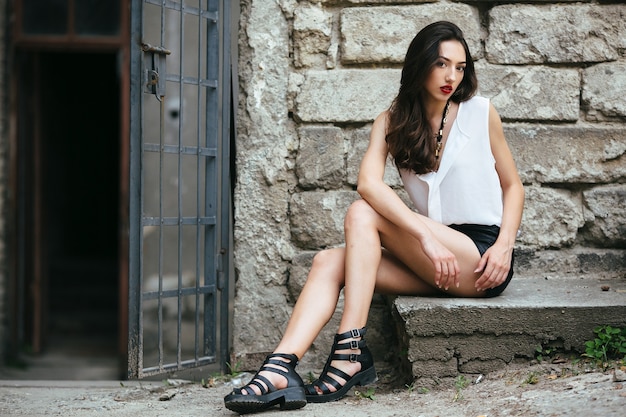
(399, 96), (503, 226)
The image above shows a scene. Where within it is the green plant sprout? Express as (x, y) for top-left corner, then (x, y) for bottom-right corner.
(355, 387), (376, 400)
(452, 374), (469, 402)
(584, 325), (626, 368)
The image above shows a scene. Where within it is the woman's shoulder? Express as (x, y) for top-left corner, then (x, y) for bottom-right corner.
(456, 96), (491, 134)
(459, 95), (490, 117)
(372, 110), (390, 133)
(462, 95), (489, 108)
(374, 110), (390, 124)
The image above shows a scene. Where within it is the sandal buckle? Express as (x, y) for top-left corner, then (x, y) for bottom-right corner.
(350, 340), (359, 350)
(350, 328), (361, 338)
(349, 353), (358, 363)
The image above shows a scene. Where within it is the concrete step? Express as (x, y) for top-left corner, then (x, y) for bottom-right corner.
(392, 276), (626, 384)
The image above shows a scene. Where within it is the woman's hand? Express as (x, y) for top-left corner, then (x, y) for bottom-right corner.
(421, 235), (460, 290)
(473, 241), (512, 291)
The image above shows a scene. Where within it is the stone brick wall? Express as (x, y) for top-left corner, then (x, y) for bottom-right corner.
(233, 0), (626, 372)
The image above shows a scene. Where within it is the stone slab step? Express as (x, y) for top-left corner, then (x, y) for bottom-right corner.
(392, 276), (626, 383)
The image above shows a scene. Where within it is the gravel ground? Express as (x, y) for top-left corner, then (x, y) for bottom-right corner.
(1, 360), (625, 416)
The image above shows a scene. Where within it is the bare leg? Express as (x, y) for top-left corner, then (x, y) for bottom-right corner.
(235, 248), (346, 395)
(343, 199), (486, 299)
(315, 199), (485, 393)
(274, 249), (345, 358)
(236, 199), (484, 396)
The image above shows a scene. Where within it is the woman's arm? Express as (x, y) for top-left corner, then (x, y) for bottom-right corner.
(474, 103), (525, 290)
(357, 112), (460, 288)
(357, 112), (426, 239)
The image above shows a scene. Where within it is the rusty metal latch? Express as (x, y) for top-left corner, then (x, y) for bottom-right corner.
(142, 42), (171, 100)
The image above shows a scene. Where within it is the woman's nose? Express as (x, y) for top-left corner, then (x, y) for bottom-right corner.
(446, 69), (456, 82)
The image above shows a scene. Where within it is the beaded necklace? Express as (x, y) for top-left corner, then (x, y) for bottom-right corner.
(435, 100), (451, 159)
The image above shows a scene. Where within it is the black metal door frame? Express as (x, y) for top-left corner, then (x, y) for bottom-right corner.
(128, 0), (232, 379)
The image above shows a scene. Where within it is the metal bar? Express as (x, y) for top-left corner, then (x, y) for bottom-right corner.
(176, 0), (185, 370)
(156, 0), (166, 374)
(143, 143), (217, 156)
(165, 73), (218, 88)
(142, 356), (216, 375)
(145, 0), (218, 21)
(142, 216), (216, 226)
(204, 0), (219, 359)
(143, 284), (217, 301)
(194, 0), (204, 363)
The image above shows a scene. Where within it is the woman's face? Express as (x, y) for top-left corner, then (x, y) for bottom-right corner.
(423, 40), (466, 103)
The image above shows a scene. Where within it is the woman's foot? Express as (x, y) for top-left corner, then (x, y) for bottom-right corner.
(223, 353), (306, 414)
(304, 328), (377, 403)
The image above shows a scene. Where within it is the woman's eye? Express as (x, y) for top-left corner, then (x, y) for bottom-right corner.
(457, 66), (465, 72)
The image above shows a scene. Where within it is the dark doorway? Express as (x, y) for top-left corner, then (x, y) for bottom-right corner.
(9, 51), (122, 379)
(42, 52), (120, 365)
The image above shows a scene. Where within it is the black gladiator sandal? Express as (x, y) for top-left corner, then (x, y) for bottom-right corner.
(304, 327), (377, 403)
(223, 353), (306, 414)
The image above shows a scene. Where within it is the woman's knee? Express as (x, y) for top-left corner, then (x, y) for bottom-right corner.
(308, 248), (345, 287)
(344, 199), (379, 230)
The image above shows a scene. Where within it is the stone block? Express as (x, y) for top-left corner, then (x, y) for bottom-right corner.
(318, 0), (427, 4)
(513, 248), (626, 280)
(411, 357), (458, 379)
(487, 4), (626, 64)
(290, 190), (359, 249)
(238, 0), (290, 142)
(505, 124), (626, 184)
(293, 3), (333, 68)
(409, 334), (538, 365)
(519, 186), (584, 248)
(346, 127), (368, 186)
(234, 180), (295, 286)
(295, 69), (400, 123)
(287, 250), (317, 302)
(574, 250), (626, 279)
(583, 61), (626, 120)
(477, 63), (579, 121)
(347, 127), (402, 188)
(407, 338), (455, 362)
(453, 334), (539, 364)
(340, 4), (481, 64)
(296, 125), (346, 189)
(458, 358), (508, 375)
(231, 285), (296, 357)
(582, 184), (626, 247)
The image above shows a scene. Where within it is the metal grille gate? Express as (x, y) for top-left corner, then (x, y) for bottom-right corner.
(128, 0), (232, 378)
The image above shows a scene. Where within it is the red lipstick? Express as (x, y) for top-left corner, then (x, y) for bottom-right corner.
(441, 85), (453, 95)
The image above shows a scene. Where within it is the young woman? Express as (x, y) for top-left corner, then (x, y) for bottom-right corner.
(224, 21), (524, 414)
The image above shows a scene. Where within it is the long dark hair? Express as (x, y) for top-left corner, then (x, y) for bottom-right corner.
(386, 21), (478, 174)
